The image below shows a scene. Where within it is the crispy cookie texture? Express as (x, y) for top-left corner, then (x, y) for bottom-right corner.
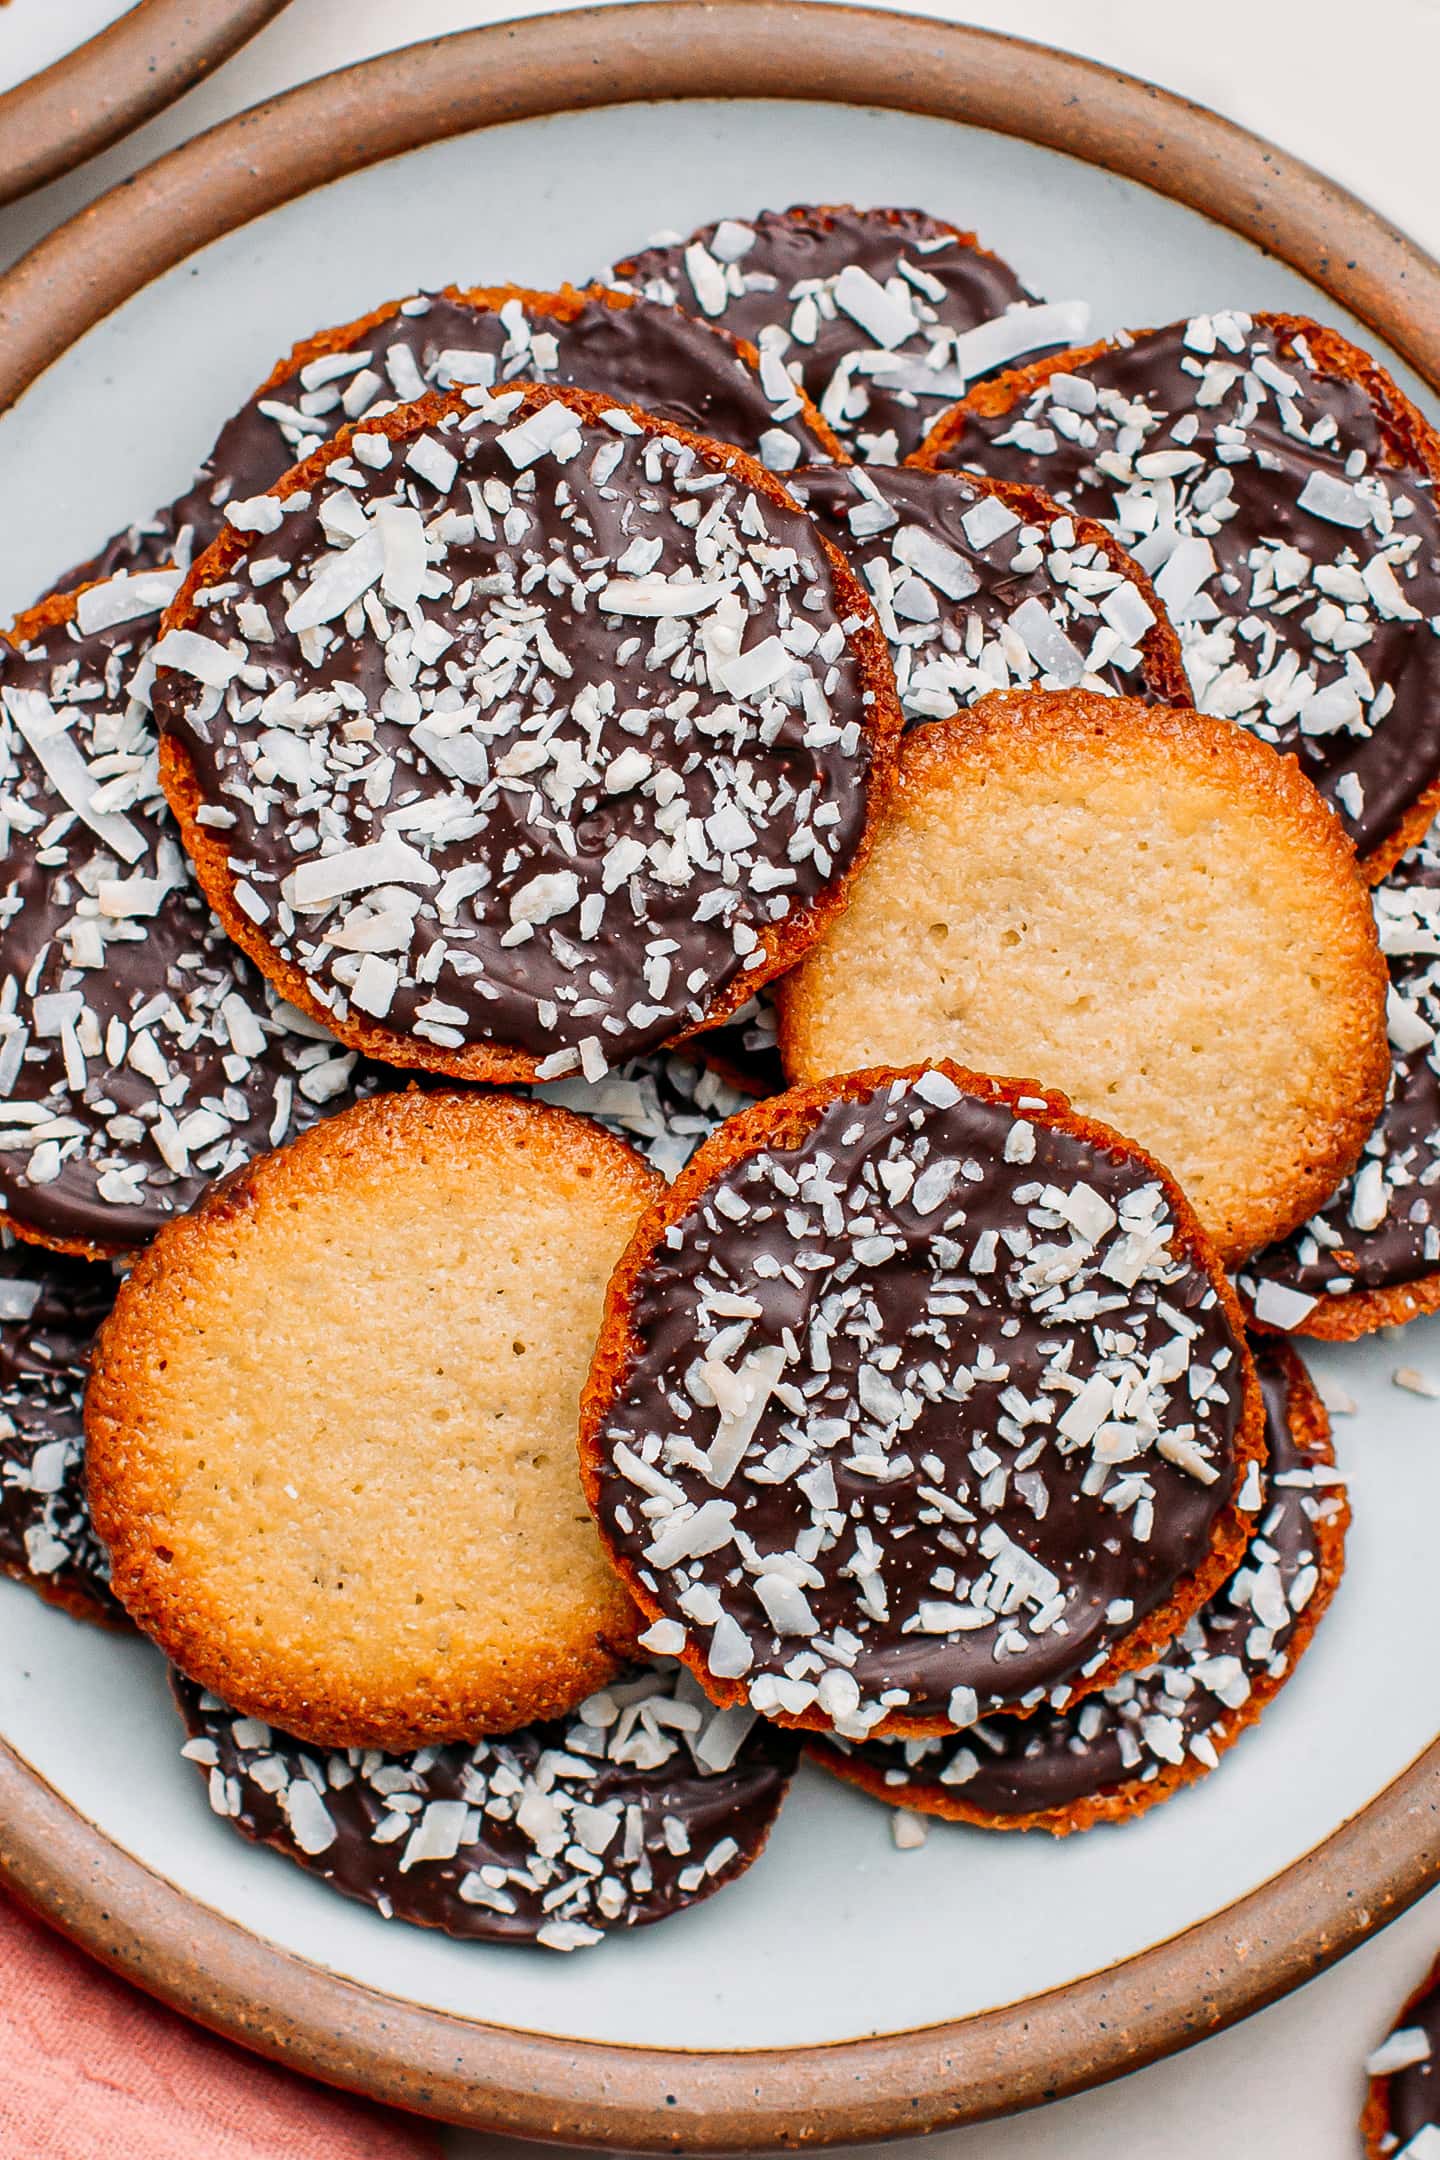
(154, 379), (902, 1085)
(808, 1336), (1344, 1831)
(914, 311), (1440, 877)
(1361, 1950), (1440, 2157)
(1242, 806), (1440, 1340)
(174, 1660), (799, 1951)
(49, 281), (845, 594)
(778, 690), (1390, 1267)
(0, 1233), (125, 1627)
(610, 205), (1086, 464)
(792, 462), (1190, 714)
(579, 1061), (1265, 1744)
(86, 1088), (656, 1751)
(0, 577), (382, 1261)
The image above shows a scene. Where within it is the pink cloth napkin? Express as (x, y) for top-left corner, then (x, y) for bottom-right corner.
(0, 1889), (443, 2159)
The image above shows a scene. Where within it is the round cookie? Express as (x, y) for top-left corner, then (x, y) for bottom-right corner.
(579, 1061), (1265, 1744)
(791, 462), (1189, 715)
(778, 691), (1390, 1266)
(0, 1234), (123, 1626)
(0, 575), (381, 1260)
(49, 282), (844, 596)
(1362, 1953), (1440, 2158)
(914, 312), (1440, 875)
(175, 1659), (798, 1950)
(809, 1337), (1344, 1831)
(1242, 808), (1440, 1339)
(610, 205), (1087, 464)
(153, 380), (901, 1084)
(86, 1089), (657, 1750)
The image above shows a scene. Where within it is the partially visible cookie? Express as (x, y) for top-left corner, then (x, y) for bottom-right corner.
(0, 1234), (124, 1626)
(87, 1089), (657, 1750)
(914, 312), (1440, 876)
(610, 205), (1086, 463)
(580, 1060), (1264, 1744)
(0, 575), (380, 1259)
(809, 1337), (1345, 1831)
(1362, 1952), (1440, 2157)
(175, 1660), (798, 1950)
(1241, 809), (1440, 1339)
(779, 691), (1389, 1265)
(791, 462), (1189, 714)
(534, 1049), (752, 1183)
(153, 380), (900, 1083)
(48, 282), (844, 594)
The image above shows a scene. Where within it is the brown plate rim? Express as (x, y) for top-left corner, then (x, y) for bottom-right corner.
(0, 0), (294, 210)
(1, 3), (1439, 2144)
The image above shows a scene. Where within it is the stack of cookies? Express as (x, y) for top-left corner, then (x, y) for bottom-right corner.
(7, 201), (1431, 1948)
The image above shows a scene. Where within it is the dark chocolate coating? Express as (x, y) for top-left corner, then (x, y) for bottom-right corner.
(155, 387), (881, 1068)
(0, 582), (379, 1254)
(1380, 1965), (1440, 2145)
(818, 1339), (1334, 1814)
(926, 313), (1440, 857)
(1243, 813), (1440, 1313)
(612, 206), (1057, 463)
(49, 287), (835, 596)
(174, 1663), (798, 1947)
(0, 1236), (120, 1620)
(591, 1069), (1246, 1734)
(792, 462), (1177, 713)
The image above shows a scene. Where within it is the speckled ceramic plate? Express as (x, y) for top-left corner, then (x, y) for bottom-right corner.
(0, 0), (291, 208)
(0, 8), (1438, 2146)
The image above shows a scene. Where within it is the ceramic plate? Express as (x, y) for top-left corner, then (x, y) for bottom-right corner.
(0, 8), (1437, 2145)
(0, 0), (291, 208)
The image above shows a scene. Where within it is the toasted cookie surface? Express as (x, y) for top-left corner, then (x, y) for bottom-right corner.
(0, 1235), (123, 1626)
(915, 312), (1440, 872)
(580, 1062), (1263, 1743)
(50, 283), (842, 595)
(792, 463), (1188, 713)
(809, 1337), (1343, 1831)
(779, 692), (1389, 1265)
(1361, 1953), (1440, 2157)
(0, 576), (379, 1259)
(154, 381), (900, 1083)
(175, 1660), (798, 1949)
(86, 1089), (656, 1749)
(610, 206), (1085, 463)
(1242, 809), (1440, 1339)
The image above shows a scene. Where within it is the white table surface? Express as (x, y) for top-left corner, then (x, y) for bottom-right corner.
(2, 0), (1438, 2151)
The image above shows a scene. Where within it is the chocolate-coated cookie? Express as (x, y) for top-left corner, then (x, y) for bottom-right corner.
(0, 575), (379, 1258)
(1361, 1952), (1440, 2158)
(791, 462), (1188, 715)
(809, 1337), (1344, 1830)
(154, 381), (900, 1083)
(610, 205), (1086, 463)
(0, 1234), (123, 1625)
(175, 1660), (798, 1950)
(915, 312), (1440, 873)
(580, 1062), (1264, 1743)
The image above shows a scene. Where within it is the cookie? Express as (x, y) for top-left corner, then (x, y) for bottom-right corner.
(1241, 808), (1440, 1339)
(579, 1061), (1265, 1744)
(49, 283), (843, 596)
(914, 312), (1440, 874)
(153, 380), (901, 1084)
(779, 691), (1389, 1266)
(0, 575), (381, 1260)
(809, 1337), (1344, 1831)
(86, 1089), (657, 1750)
(534, 1049), (752, 1183)
(610, 205), (1087, 463)
(175, 1659), (798, 1950)
(1362, 1953), (1440, 2158)
(791, 462), (1188, 715)
(0, 1234), (123, 1626)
